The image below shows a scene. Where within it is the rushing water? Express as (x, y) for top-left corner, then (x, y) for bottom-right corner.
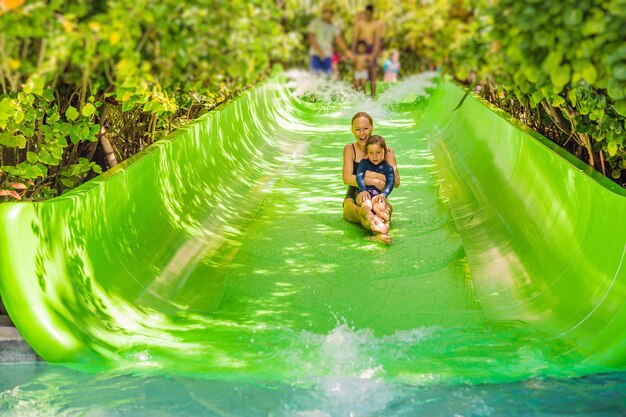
(2, 72), (626, 416)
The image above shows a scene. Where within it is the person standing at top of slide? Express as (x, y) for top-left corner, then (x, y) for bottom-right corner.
(308, 4), (353, 75)
(351, 4), (383, 96)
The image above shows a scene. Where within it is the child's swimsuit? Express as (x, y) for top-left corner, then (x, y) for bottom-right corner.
(356, 159), (395, 197)
(354, 69), (369, 80)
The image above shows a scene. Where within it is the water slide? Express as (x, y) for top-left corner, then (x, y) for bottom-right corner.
(1, 73), (625, 380)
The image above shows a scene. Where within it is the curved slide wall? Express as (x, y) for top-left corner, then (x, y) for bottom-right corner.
(422, 82), (626, 366)
(0, 81), (307, 362)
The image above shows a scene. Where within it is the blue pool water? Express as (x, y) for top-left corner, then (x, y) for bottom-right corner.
(1, 361), (626, 416)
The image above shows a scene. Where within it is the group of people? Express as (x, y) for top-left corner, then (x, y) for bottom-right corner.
(307, 4), (401, 244)
(307, 4), (400, 95)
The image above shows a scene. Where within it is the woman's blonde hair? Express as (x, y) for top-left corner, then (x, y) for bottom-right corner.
(351, 111), (373, 126)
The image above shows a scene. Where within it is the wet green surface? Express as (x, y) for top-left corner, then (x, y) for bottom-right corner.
(0, 75), (623, 385)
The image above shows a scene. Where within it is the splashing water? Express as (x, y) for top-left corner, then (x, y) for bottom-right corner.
(283, 324), (396, 417)
(284, 69), (390, 121)
(284, 69), (367, 105)
(284, 69), (439, 122)
(376, 71), (439, 107)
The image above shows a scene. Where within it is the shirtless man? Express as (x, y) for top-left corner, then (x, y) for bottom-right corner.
(351, 4), (383, 96)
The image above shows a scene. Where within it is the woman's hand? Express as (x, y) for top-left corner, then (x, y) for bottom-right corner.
(364, 171), (386, 190)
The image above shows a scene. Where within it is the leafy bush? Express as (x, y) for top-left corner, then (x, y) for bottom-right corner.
(465, 0), (626, 182)
(0, 0), (297, 201)
(379, 0), (626, 185)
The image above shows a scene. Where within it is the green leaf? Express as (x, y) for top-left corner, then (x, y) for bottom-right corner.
(51, 146), (64, 159)
(13, 162), (47, 180)
(65, 106), (80, 121)
(568, 89), (577, 107)
(562, 8), (582, 26)
(26, 151), (38, 164)
(0, 133), (27, 148)
(581, 13), (605, 36)
(614, 99), (626, 117)
(607, 141), (618, 157)
(122, 100), (135, 112)
(38, 149), (60, 165)
(608, 79), (626, 100)
(550, 64), (571, 87)
(551, 95), (565, 107)
(60, 178), (74, 188)
(581, 63), (597, 84)
(0, 133), (18, 147)
(524, 67), (539, 83)
(14, 111), (24, 125)
(81, 103), (96, 117)
(48, 111), (60, 124)
(612, 64), (626, 81)
(542, 51), (563, 74)
(589, 109), (604, 121)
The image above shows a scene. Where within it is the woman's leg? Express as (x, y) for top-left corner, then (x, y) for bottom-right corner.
(344, 198), (388, 235)
(343, 198), (362, 224)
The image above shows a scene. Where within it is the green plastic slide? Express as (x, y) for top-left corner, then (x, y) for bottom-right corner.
(0, 76), (625, 376)
(423, 82), (626, 367)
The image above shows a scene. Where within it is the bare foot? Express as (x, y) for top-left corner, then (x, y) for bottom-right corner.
(368, 213), (389, 234)
(372, 201), (390, 222)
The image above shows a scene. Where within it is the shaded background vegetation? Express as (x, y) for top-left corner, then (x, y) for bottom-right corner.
(1, 0), (625, 201)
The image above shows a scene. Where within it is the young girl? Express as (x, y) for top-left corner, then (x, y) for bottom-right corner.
(356, 135), (395, 242)
(382, 50), (400, 82)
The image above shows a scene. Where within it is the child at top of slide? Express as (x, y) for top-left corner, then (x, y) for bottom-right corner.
(352, 41), (370, 93)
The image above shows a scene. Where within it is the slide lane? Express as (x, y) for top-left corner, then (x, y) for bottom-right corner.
(0, 75), (624, 377)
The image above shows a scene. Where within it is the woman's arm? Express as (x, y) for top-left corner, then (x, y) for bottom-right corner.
(342, 144), (358, 187)
(386, 146), (400, 187)
(364, 171), (385, 190)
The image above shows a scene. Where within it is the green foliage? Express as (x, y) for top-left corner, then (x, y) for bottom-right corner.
(360, 0), (626, 184)
(449, 0), (626, 183)
(4, 0), (625, 197)
(0, 0), (296, 201)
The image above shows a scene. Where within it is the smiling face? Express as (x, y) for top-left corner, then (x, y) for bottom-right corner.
(366, 143), (385, 165)
(352, 116), (374, 148)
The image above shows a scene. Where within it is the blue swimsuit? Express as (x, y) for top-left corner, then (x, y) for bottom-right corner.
(356, 159), (395, 198)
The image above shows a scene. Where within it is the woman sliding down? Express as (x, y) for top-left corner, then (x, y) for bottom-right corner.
(342, 112), (400, 244)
